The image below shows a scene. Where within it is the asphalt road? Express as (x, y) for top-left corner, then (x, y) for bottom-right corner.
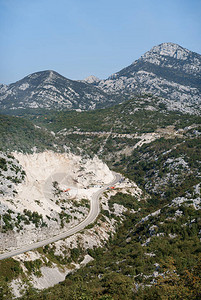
(0, 172), (121, 261)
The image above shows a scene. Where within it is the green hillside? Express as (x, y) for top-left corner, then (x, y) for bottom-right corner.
(19, 95), (200, 134)
(19, 192), (201, 299)
(0, 114), (58, 152)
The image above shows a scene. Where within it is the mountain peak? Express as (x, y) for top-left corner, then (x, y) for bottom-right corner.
(26, 70), (60, 80)
(142, 42), (190, 61)
(83, 75), (100, 84)
(0, 69), (114, 111)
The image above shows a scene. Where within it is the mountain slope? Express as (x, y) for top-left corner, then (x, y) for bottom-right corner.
(0, 70), (120, 111)
(0, 114), (58, 152)
(93, 43), (201, 114)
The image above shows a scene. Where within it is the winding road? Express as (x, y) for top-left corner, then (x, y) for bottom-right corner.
(0, 172), (121, 261)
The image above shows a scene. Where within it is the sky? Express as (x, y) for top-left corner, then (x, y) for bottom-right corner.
(0, 0), (201, 84)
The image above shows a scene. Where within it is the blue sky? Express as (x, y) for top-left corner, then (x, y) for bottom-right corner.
(0, 0), (201, 84)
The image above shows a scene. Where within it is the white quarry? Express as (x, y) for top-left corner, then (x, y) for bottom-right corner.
(0, 151), (115, 251)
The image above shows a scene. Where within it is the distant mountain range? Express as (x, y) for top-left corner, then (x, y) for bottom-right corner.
(0, 71), (120, 111)
(0, 42), (200, 114)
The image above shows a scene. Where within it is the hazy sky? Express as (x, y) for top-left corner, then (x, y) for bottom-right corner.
(0, 0), (201, 84)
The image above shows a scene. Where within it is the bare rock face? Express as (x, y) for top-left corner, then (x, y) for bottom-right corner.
(142, 43), (191, 61)
(0, 151), (114, 251)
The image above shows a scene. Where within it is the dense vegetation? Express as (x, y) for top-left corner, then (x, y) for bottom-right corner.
(0, 114), (57, 152)
(115, 136), (201, 206)
(8, 96), (200, 134)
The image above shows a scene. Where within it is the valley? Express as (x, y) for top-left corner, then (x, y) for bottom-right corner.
(0, 42), (200, 299)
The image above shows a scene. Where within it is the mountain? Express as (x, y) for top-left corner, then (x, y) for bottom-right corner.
(83, 75), (100, 84)
(0, 42), (200, 114)
(0, 70), (120, 111)
(92, 43), (201, 114)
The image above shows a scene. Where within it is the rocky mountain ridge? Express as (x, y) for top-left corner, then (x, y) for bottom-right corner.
(0, 70), (119, 111)
(91, 43), (201, 114)
(0, 42), (200, 114)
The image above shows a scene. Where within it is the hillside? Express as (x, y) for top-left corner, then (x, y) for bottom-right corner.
(0, 114), (58, 153)
(88, 43), (201, 114)
(11, 101), (199, 299)
(1, 95), (200, 207)
(0, 102), (200, 298)
(25, 94), (200, 133)
(23, 95), (200, 204)
(0, 151), (116, 253)
(19, 190), (201, 299)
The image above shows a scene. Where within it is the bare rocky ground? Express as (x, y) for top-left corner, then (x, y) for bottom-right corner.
(0, 151), (114, 251)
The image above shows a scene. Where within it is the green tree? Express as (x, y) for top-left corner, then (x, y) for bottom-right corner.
(101, 272), (133, 300)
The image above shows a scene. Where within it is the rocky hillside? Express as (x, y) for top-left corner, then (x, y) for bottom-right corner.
(87, 43), (201, 114)
(0, 151), (115, 252)
(0, 152), (26, 197)
(0, 70), (119, 111)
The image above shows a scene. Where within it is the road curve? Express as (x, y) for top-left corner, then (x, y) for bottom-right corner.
(0, 172), (121, 261)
